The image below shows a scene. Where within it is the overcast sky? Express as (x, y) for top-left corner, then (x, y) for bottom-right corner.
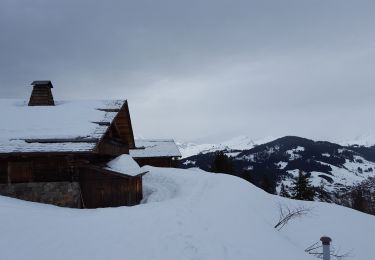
(1, 0), (374, 143)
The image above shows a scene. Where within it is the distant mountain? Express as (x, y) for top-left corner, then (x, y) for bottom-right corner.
(177, 136), (275, 158)
(179, 136), (375, 212)
(340, 134), (375, 147)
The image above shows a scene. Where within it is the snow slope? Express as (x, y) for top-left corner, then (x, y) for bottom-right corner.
(0, 167), (373, 260)
(178, 136), (275, 158)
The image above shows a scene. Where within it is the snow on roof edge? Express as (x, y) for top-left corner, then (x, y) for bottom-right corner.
(130, 139), (182, 158)
(106, 154), (146, 177)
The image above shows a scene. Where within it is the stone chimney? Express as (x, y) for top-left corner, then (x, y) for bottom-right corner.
(28, 81), (55, 106)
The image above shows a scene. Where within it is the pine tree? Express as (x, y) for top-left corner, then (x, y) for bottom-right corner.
(241, 170), (255, 184)
(210, 151), (236, 175)
(317, 179), (327, 201)
(260, 175), (275, 194)
(352, 188), (365, 212)
(290, 170), (315, 201)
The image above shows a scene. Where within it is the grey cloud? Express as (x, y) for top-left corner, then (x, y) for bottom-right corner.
(1, 0), (375, 143)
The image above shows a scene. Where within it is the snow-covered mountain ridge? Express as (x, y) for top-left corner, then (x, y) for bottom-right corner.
(340, 134), (375, 147)
(179, 136), (375, 205)
(0, 167), (373, 260)
(177, 136), (275, 158)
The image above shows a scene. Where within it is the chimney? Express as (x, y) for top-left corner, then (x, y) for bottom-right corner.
(28, 81), (55, 106)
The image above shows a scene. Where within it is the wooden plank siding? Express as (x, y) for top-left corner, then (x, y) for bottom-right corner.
(93, 101), (135, 156)
(113, 102), (136, 149)
(96, 138), (129, 156)
(7, 161), (34, 183)
(0, 161), (6, 183)
(79, 166), (143, 208)
(0, 156), (144, 208)
(134, 157), (175, 168)
(0, 156), (79, 184)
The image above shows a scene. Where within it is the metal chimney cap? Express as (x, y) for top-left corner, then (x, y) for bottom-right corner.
(320, 236), (332, 245)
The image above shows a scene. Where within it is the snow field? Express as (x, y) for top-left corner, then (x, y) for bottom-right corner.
(0, 167), (374, 260)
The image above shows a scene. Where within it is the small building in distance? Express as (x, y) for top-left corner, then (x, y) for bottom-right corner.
(130, 139), (181, 167)
(0, 81), (180, 208)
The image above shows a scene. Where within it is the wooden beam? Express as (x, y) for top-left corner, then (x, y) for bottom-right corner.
(23, 138), (99, 144)
(96, 108), (121, 112)
(92, 121), (111, 126)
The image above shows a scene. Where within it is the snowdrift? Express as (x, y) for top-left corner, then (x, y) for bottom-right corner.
(0, 167), (373, 260)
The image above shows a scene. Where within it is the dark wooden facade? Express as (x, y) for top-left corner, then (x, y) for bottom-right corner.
(0, 155), (77, 184)
(113, 103), (136, 149)
(0, 154), (144, 208)
(134, 157), (176, 168)
(95, 101), (135, 155)
(80, 166), (143, 208)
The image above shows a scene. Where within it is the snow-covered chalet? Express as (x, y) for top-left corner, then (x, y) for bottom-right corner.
(0, 81), (181, 208)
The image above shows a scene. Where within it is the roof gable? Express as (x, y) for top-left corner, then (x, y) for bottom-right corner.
(112, 101), (135, 149)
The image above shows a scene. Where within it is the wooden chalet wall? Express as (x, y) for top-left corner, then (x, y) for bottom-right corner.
(79, 166), (142, 208)
(0, 155), (143, 208)
(96, 119), (130, 156)
(0, 155), (83, 207)
(113, 102), (136, 149)
(0, 155), (79, 184)
(0, 161), (7, 183)
(134, 157), (175, 168)
(96, 136), (129, 156)
(94, 101), (135, 156)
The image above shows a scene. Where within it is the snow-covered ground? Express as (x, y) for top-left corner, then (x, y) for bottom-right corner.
(177, 136), (275, 158)
(0, 167), (374, 260)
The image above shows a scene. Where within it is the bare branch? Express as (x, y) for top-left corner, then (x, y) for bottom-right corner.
(305, 241), (353, 259)
(305, 241), (322, 253)
(330, 246), (353, 260)
(274, 203), (312, 230)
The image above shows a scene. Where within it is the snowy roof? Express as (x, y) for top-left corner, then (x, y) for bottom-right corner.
(130, 139), (181, 158)
(106, 154), (146, 177)
(0, 99), (126, 153)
